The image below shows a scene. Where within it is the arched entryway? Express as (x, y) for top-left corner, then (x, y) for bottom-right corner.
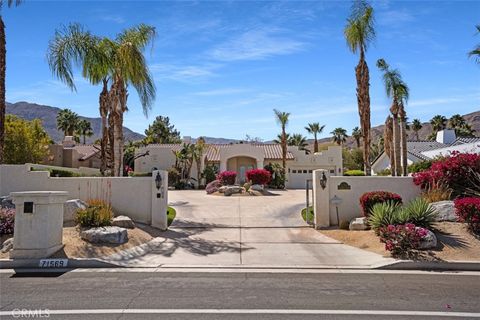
(226, 156), (257, 184)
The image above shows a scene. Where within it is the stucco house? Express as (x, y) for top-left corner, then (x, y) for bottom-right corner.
(43, 136), (101, 169)
(135, 142), (343, 189)
(372, 129), (480, 174)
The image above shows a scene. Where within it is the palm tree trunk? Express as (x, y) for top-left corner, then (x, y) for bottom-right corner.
(400, 106), (408, 176)
(356, 50), (371, 176)
(110, 77), (127, 177)
(108, 111), (115, 176)
(83, 135), (86, 145)
(314, 133), (318, 153)
(415, 130), (419, 141)
(99, 79), (109, 175)
(392, 113), (402, 176)
(0, 18), (5, 164)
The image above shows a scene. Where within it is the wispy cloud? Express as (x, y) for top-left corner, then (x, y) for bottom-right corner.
(98, 14), (125, 24)
(377, 9), (414, 26)
(209, 27), (307, 61)
(193, 88), (250, 96)
(150, 63), (220, 82)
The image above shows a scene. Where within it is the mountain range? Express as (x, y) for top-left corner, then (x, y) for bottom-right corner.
(6, 101), (479, 147)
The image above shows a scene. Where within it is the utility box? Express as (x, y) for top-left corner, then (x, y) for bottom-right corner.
(10, 191), (69, 259)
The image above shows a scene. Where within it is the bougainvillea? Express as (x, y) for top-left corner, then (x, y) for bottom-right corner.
(359, 191), (403, 217)
(246, 169), (271, 185)
(454, 197), (480, 234)
(206, 180), (222, 194)
(413, 152), (480, 196)
(217, 171), (237, 185)
(378, 223), (428, 256)
(0, 208), (15, 235)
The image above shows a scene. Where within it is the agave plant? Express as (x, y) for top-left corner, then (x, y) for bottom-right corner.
(368, 201), (402, 231)
(399, 198), (436, 229)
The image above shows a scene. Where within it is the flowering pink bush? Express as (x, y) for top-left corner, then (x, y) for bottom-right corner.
(359, 191), (403, 217)
(217, 171), (237, 185)
(205, 180), (222, 194)
(246, 169), (271, 185)
(0, 208), (15, 235)
(454, 197), (480, 234)
(378, 223), (428, 256)
(413, 152), (480, 196)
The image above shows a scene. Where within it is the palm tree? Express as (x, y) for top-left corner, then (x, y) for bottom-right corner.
(448, 114), (466, 130)
(468, 25), (480, 64)
(273, 133), (291, 144)
(305, 122), (324, 153)
(384, 116), (395, 175)
(76, 119), (93, 144)
(193, 137), (206, 188)
(331, 128), (348, 146)
(0, 0), (23, 164)
(273, 109), (290, 175)
(351, 126), (362, 148)
(411, 119), (422, 141)
(288, 133), (310, 153)
(376, 58), (409, 176)
(429, 115), (447, 140)
(56, 109), (79, 137)
(344, 0), (375, 176)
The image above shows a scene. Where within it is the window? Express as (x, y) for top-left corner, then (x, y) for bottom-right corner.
(303, 170), (307, 174)
(292, 170), (297, 173)
(308, 170), (313, 173)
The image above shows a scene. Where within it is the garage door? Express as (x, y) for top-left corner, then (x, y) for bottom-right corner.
(287, 169), (314, 189)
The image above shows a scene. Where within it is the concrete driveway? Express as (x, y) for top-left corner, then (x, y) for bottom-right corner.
(105, 190), (395, 268)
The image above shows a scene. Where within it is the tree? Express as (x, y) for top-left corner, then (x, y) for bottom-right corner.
(143, 115), (181, 144)
(305, 122), (324, 153)
(273, 109), (290, 176)
(429, 115), (447, 140)
(351, 126), (362, 148)
(344, 0), (375, 176)
(384, 116), (395, 175)
(288, 133), (310, 153)
(448, 114), (475, 138)
(411, 119), (422, 141)
(56, 109), (79, 137)
(76, 119), (93, 144)
(376, 58), (409, 176)
(4, 115), (51, 164)
(331, 127), (348, 145)
(468, 25), (480, 64)
(193, 137), (206, 188)
(0, 0), (23, 164)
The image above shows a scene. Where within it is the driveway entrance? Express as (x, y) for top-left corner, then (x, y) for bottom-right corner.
(104, 190), (394, 268)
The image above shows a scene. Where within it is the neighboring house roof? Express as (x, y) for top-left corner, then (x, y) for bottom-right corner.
(147, 143), (294, 161)
(407, 140), (449, 160)
(65, 144), (100, 161)
(452, 137), (480, 146)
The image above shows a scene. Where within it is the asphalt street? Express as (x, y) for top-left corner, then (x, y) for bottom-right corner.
(0, 270), (479, 319)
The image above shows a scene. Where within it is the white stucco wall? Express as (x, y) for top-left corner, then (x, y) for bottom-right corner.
(313, 170), (422, 227)
(0, 165), (168, 225)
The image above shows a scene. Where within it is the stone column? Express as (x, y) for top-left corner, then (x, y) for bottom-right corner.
(312, 170), (331, 228)
(10, 191), (69, 259)
(151, 170), (168, 230)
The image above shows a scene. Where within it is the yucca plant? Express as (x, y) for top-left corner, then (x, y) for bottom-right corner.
(368, 201), (402, 231)
(399, 198), (436, 229)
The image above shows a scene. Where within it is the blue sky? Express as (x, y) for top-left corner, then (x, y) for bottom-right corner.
(5, 0), (480, 140)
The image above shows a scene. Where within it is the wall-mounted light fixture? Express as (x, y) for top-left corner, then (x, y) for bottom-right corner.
(319, 172), (328, 190)
(155, 171), (164, 199)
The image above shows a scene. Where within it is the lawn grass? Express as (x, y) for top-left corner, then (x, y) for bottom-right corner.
(167, 206), (176, 226)
(301, 206), (314, 223)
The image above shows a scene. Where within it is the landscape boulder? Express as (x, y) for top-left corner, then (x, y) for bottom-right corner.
(431, 201), (457, 222)
(218, 186), (228, 193)
(0, 238), (13, 253)
(80, 226), (128, 244)
(251, 184), (264, 191)
(112, 215), (135, 229)
(224, 186), (243, 196)
(64, 199), (87, 223)
(349, 217), (368, 231)
(418, 229), (438, 250)
(0, 196), (14, 209)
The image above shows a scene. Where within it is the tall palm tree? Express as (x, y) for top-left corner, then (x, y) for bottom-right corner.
(76, 119), (93, 144)
(411, 119), (422, 141)
(0, 0), (22, 164)
(468, 25), (480, 64)
(376, 58), (409, 176)
(384, 116), (395, 175)
(305, 122), (324, 153)
(273, 109), (290, 176)
(56, 109), (79, 137)
(331, 128), (348, 146)
(193, 137), (206, 188)
(448, 114), (466, 130)
(344, 0), (375, 176)
(351, 126), (362, 148)
(429, 115), (447, 140)
(288, 133), (310, 153)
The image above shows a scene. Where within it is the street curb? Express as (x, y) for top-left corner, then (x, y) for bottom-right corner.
(0, 258), (120, 269)
(377, 260), (480, 271)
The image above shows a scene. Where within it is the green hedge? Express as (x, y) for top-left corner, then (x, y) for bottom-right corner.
(344, 169), (365, 176)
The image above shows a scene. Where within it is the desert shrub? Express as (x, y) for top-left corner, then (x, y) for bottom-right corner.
(130, 172), (152, 177)
(75, 199), (113, 228)
(376, 169), (391, 176)
(49, 169), (81, 177)
(246, 168), (271, 185)
(399, 198), (436, 229)
(413, 152), (480, 197)
(0, 208), (15, 235)
(168, 167), (181, 187)
(454, 197), (480, 234)
(344, 169), (365, 176)
(217, 171), (237, 185)
(174, 181), (188, 190)
(264, 163), (286, 189)
(339, 220), (350, 230)
(408, 160), (433, 174)
(206, 180), (222, 194)
(368, 201), (403, 231)
(360, 191), (403, 217)
(378, 223), (428, 256)
(421, 181), (452, 203)
(243, 182), (251, 192)
(203, 165), (218, 184)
